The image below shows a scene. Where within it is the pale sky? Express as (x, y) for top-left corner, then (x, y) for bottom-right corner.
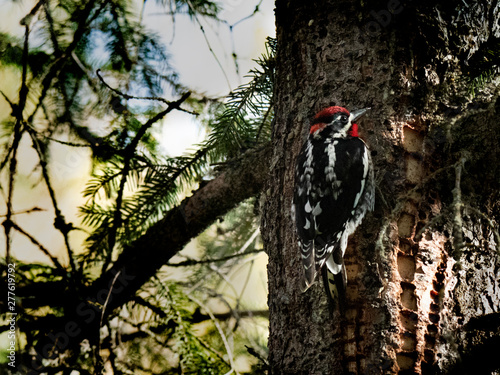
(150, 0), (276, 155)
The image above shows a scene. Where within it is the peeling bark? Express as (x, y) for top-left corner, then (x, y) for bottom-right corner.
(263, 1), (500, 374)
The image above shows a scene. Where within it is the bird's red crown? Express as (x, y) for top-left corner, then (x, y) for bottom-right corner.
(310, 106), (359, 136)
(313, 106), (349, 119)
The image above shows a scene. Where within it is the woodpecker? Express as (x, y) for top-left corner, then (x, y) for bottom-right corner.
(292, 106), (375, 306)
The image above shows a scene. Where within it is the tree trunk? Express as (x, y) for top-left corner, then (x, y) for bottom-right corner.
(262, 1), (500, 374)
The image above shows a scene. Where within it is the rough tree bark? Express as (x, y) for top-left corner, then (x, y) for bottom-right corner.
(262, 1), (500, 374)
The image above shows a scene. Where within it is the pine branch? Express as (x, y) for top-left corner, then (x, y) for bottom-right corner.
(203, 37), (275, 159)
(122, 148), (209, 222)
(78, 37), (275, 278)
(81, 37), (275, 249)
(97, 143), (269, 305)
(101, 92), (192, 271)
(30, 144), (270, 356)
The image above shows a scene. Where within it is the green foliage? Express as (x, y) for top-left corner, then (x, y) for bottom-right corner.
(14, 262), (65, 287)
(0, 32), (24, 67)
(464, 37), (500, 96)
(110, 280), (232, 374)
(467, 67), (499, 97)
(166, 288), (231, 374)
(205, 37), (275, 160)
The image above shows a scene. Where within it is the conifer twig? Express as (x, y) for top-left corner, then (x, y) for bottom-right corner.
(102, 92), (192, 272)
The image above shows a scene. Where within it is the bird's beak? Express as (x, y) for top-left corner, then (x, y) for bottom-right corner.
(350, 108), (370, 122)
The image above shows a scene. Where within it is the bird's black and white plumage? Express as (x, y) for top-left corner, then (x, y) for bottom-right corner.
(292, 106), (375, 306)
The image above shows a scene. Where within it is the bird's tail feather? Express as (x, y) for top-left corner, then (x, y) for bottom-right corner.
(322, 261), (346, 311)
(299, 240), (316, 292)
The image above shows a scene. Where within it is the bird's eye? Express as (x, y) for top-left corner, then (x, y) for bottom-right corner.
(340, 115), (349, 123)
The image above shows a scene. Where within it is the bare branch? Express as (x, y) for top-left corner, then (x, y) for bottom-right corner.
(10, 222), (64, 271)
(0, 207), (45, 217)
(167, 249), (263, 267)
(96, 69), (198, 115)
(188, 294), (237, 372)
(27, 128), (77, 273)
(3, 7), (34, 262)
(185, 0), (232, 91)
